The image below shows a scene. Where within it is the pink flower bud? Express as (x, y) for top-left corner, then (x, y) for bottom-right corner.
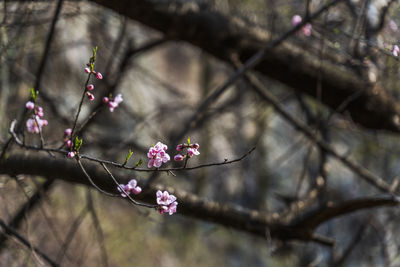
(176, 144), (184, 151)
(36, 106), (44, 117)
(84, 67), (91, 73)
(87, 84), (94, 91)
(66, 140), (72, 148)
(102, 97), (109, 103)
(64, 128), (72, 136)
(95, 72), (103, 80)
(174, 154), (184, 161)
(25, 101), (35, 110)
(292, 15), (302, 26)
(67, 151), (75, 158)
(192, 143), (200, 149)
(86, 92), (95, 101)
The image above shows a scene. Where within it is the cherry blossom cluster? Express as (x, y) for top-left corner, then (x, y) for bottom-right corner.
(25, 101), (48, 134)
(174, 141), (200, 161)
(156, 190), (178, 215)
(117, 179), (142, 197)
(291, 15), (312, 36)
(116, 181), (178, 215)
(102, 94), (123, 112)
(147, 142), (170, 168)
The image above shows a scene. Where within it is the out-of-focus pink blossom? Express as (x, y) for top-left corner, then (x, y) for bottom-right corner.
(36, 106), (44, 117)
(302, 23), (312, 36)
(84, 67), (91, 73)
(156, 190), (178, 215)
(66, 140), (72, 148)
(106, 94), (123, 112)
(389, 20), (398, 32)
(87, 84), (94, 91)
(291, 15), (312, 36)
(147, 142), (170, 168)
(174, 154), (184, 161)
(117, 179), (142, 197)
(95, 72), (103, 80)
(393, 45), (399, 57)
(292, 14), (302, 26)
(176, 144), (184, 151)
(67, 151), (75, 158)
(26, 101), (35, 110)
(64, 128), (72, 136)
(26, 116), (48, 134)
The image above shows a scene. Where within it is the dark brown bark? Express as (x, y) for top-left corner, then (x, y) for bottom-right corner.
(89, 0), (400, 132)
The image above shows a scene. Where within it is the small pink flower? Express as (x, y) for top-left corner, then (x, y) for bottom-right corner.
(66, 140), (72, 148)
(292, 15), (302, 26)
(187, 147), (200, 157)
(64, 128), (72, 136)
(174, 154), (184, 161)
(389, 20), (398, 32)
(67, 151), (75, 158)
(156, 190), (177, 206)
(105, 94), (123, 112)
(26, 116), (48, 134)
(192, 143), (199, 149)
(393, 45), (399, 57)
(117, 184), (129, 197)
(26, 101), (35, 110)
(302, 23), (312, 36)
(84, 67), (91, 73)
(87, 84), (94, 91)
(117, 179), (142, 197)
(36, 106), (44, 117)
(127, 179), (142, 195)
(176, 144), (184, 151)
(95, 72), (103, 80)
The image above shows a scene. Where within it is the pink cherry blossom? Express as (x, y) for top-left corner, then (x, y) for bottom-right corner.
(36, 106), (44, 117)
(187, 147), (200, 157)
(389, 20), (398, 32)
(117, 179), (142, 197)
(25, 101), (35, 110)
(106, 94), (123, 112)
(67, 151), (75, 158)
(26, 116), (48, 134)
(174, 154), (184, 161)
(302, 23), (312, 36)
(393, 45), (399, 57)
(147, 142), (170, 168)
(64, 128), (72, 136)
(176, 144), (184, 151)
(66, 140), (72, 148)
(156, 190), (177, 205)
(87, 84), (94, 91)
(84, 67), (91, 73)
(156, 190), (178, 215)
(292, 15), (302, 26)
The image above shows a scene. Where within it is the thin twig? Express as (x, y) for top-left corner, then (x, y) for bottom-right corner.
(0, 218), (59, 267)
(100, 162), (157, 208)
